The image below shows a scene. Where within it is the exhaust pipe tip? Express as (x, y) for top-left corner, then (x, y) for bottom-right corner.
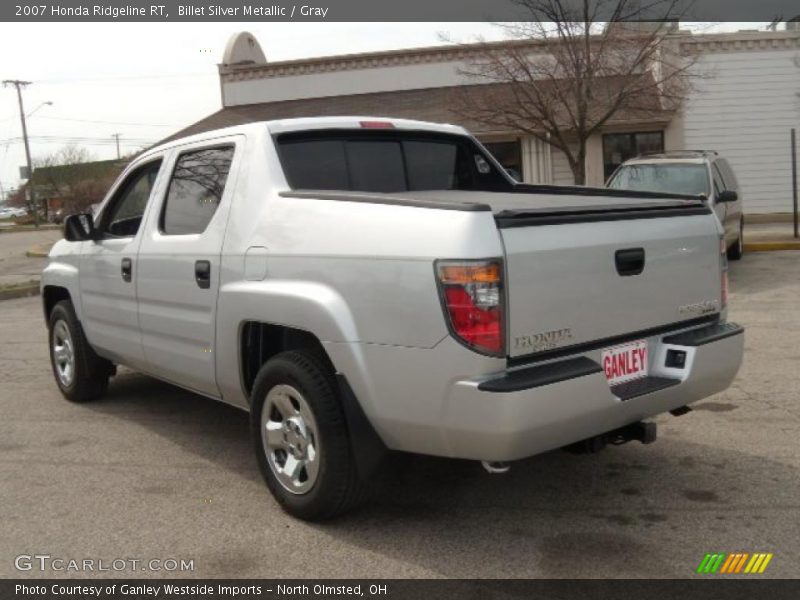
(481, 460), (510, 474)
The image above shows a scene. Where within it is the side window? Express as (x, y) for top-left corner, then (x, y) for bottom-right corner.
(711, 163), (728, 193)
(102, 160), (163, 238)
(161, 146), (234, 235)
(719, 159), (739, 190)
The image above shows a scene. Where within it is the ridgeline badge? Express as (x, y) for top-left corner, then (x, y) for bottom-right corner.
(514, 327), (573, 352)
(678, 300), (720, 317)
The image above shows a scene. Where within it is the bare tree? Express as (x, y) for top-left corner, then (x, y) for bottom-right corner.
(450, 0), (702, 185)
(33, 146), (124, 217)
(34, 146), (94, 219)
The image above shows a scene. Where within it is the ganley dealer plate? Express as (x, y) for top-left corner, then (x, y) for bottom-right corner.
(602, 339), (648, 386)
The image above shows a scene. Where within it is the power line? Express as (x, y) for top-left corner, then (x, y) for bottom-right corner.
(0, 135), (155, 145)
(34, 72), (212, 84)
(35, 116), (177, 127)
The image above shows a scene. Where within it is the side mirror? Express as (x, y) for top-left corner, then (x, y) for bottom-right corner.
(717, 190), (738, 203)
(64, 213), (97, 242)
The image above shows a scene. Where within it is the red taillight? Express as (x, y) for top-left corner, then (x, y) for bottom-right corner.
(436, 260), (504, 356)
(359, 120), (394, 129)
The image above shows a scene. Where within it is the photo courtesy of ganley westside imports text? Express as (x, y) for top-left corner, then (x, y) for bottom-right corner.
(14, 582), (389, 597)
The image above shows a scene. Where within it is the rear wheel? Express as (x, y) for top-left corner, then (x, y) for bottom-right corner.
(48, 300), (112, 402)
(250, 350), (364, 520)
(727, 218), (744, 261)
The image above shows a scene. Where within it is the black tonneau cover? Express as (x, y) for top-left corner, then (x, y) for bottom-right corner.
(493, 200), (710, 228)
(281, 187), (710, 226)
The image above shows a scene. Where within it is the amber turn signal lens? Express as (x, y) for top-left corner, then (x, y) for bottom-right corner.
(438, 263), (501, 285)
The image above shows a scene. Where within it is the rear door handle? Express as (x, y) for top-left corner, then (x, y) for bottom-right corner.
(121, 257), (132, 282)
(195, 260), (211, 289)
(615, 248), (645, 276)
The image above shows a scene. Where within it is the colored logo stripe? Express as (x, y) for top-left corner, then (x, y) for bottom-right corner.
(697, 553), (726, 574)
(719, 553), (736, 573)
(697, 552), (773, 574)
(745, 553), (774, 574)
(723, 553), (748, 573)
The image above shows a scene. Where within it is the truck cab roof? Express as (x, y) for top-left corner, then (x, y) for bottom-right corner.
(150, 116), (468, 156)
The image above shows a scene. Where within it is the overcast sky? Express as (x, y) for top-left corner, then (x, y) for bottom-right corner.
(0, 21), (762, 199)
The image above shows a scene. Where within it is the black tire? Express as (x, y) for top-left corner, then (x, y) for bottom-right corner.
(727, 218), (744, 261)
(250, 349), (364, 520)
(250, 350), (364, 521)
(48, 300), (112, 402)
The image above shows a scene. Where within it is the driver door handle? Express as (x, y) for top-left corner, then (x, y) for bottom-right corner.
(195, 260), (211, 289)
(121, 257), (132, 282)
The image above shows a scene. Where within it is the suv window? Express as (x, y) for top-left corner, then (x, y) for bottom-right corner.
(102, 160), (163, 238)
(277, 130), (510, 193)
(716, 159), (739, 191)
(711, 163), (728, 194)
(161, 146), (234, 235)
(607, 162), (709, 196)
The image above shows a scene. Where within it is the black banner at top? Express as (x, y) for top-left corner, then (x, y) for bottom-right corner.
(2, 0), (800, 22)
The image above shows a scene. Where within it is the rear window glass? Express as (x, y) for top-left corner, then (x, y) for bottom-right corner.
(404, 141), (459, 189)
(608, 163), (710, 197)
(277, 130), (509, 193)
(347, 141), (406, 192)
(278, 140), (348, 190)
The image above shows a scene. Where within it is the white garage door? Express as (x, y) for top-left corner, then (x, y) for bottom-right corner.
(683, 48), (800, 214)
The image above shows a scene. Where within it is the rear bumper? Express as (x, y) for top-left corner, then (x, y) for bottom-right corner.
(440, 322), (744, 461)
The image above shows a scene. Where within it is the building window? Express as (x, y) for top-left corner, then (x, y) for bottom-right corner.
(602, 131), (664, 180)
(483, 140), (522, 182)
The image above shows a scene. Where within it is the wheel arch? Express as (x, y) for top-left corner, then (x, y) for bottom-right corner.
(41, 258), (82, 322)
(42, 285), (72, 322)
(215, 279), (361, 407)
(239, 321), (333, 398)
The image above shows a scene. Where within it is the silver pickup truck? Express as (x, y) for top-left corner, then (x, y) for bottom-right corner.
(42, 117), (744, 520)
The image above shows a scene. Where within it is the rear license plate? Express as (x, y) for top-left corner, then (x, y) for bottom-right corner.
(602, 339), (648, 386)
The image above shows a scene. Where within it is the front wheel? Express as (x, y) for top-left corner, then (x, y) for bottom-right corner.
(48, 300), (112, 402)
(727, 218), (744, 261)
(250, 350), (364, 520)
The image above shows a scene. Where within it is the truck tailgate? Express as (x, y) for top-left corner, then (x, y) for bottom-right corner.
(499, 204), (722, 358)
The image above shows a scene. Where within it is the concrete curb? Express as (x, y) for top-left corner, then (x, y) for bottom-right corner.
(25, 245), (50, 258)
(745, 213), (798, 225)
(0, 282), (40, 301)
(0, 225), (61, 234)
(744, 241), (800, 252)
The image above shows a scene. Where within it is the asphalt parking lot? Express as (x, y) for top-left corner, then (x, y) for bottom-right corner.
(0, 228), (61, 287)
(1, 251), (798, 579)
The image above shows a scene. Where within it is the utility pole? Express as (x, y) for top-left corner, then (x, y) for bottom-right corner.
(111, 133), (122, 159)
(2, 79), (39, 227)
(792, 128), (798, 239)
